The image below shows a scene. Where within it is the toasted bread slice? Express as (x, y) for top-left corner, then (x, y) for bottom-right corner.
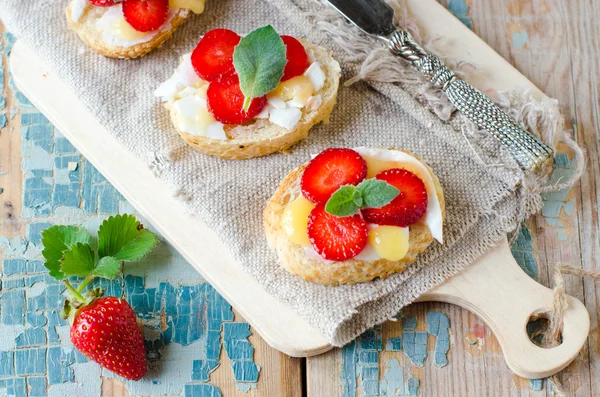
(66, 1), (191, 59)
(264, 149), (446, 286)
(166, 40), (341, 159)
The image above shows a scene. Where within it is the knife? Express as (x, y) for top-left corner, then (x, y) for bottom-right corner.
(325, 0), (554, 172)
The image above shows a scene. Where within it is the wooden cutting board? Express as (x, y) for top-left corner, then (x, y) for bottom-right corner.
(9, 0), (589, 379)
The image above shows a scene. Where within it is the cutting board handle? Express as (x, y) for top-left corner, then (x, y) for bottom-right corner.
(417, 237), (590, 379)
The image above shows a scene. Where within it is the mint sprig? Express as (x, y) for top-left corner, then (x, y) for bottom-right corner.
(325, 180), (400, 217)
(233, 25), (287, 111)
(40, 214), (158, 320)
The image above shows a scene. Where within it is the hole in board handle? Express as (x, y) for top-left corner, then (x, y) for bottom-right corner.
(527, 311), (563, 349)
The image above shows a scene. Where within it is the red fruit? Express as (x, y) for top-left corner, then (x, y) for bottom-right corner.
(308, 204), (368, 261)
(89, 0), (122, 6)
(362, 168), (428, 227)
(301, 148), (368, 204)
(207, 74), (267, 125)
(70, 297), (147, 380)
(122, 0), (169, 33)
(281, 35), (310, 81)
(191, 29), (241, 81)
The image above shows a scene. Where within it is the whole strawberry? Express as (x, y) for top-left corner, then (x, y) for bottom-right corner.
(41, 214), (157, 380)
(71, 296), (147, 380)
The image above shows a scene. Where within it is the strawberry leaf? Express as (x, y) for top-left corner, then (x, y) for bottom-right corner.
(60, 243), (96, 277)
(92, 256), (121, 279)
(233, 25), (287, 111)
(98, 214), (158, 262)
(41, 225), (91, 280)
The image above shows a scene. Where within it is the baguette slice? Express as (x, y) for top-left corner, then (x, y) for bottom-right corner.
(166, 40), (341, 159)
(264, 149), (446, 286)
(66, 1), (191, 59)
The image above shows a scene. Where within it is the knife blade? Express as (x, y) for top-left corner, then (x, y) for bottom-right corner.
(324, 0), (554, 172)
(327, 0), (397, 38)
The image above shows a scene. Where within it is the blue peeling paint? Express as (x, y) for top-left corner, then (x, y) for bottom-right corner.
(380, 359), (404, 396)
(426, 312), (450, 367)
(184, 384), (223, 397)
(5, 377), (27, 397)
(541, 153), (577, 240)
(512, 30), (529, 49)
(2, 258), (27, 275)
(385, 337), (402, 351)
(28, 376), (48, 397)
(15, 348), (47, 375)
(341, 341), (357, 397)
(0, 351), (15, 377)
(1, 290), (26, 325)
(405, 377), (419, 395)
(15, 327), (47, 347)
(402, 317), (428, 367)
(530, 379), (543, 391)
(223, 322), (260, 391)
(448, 0), (473, 30)
(510, 224), (538, 279)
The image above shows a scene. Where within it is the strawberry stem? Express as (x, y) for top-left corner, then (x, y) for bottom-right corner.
(63, 280), (86, 303)
(77, 276), (96, 294)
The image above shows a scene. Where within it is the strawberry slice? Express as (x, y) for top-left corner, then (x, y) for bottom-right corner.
(281, 35), (310, 81)
(191, 29), (241, 82)
(207, 74), (267, 125)
(308, 204), (368, 261)
(122, 0), (169, 32)
(301, 148), (367, 204)
(362, 168), (428, 227)
(90, 0), (122, 6)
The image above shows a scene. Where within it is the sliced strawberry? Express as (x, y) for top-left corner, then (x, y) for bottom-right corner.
(191, 29), (241, 81)
(207, 74), (267, 125)
(90, 0), (122, 6)
(122, 0), (169, 32)
(301, 148), (367, 204)
(362, 168), (428, 227)
(280, 35), (310, 81)
(308, 204), (368, 261)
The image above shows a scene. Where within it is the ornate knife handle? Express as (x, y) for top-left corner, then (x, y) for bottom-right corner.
(386, 30), (554, 172)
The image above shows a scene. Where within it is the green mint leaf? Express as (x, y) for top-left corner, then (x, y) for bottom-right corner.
(98, 214), (158, 262)
(60, 243), (95, 277)
(233, 25), (287, 111)
(92, 256), (121, 279)
(41, 225), (91, 280)
(325, 186), (360, 217)
(352, 189), (363, 207)
(358, 179), (400, 209)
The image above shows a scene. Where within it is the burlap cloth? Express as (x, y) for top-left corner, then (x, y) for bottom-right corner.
(0, 0), (568, 346)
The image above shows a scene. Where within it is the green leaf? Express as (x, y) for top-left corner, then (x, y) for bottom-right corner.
(358, 179), (400, 209)
(233, 25), (287, 111)
(41, 225), (91, 280)
(60, 243), (95, 277)
(92, 256), (121, 279)
(325, 186), (360, 217)
(98, 214), (158, 262)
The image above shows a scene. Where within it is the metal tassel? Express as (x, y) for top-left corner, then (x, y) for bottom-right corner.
(387, 30), (554, 172)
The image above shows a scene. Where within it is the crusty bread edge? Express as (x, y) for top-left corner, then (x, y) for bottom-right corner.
(65, 4), (190, 59)
(170, 40), (342, 160)
(264, 149), (446, 286)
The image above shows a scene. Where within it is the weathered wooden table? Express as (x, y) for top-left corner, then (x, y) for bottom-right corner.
(0, 0), (598, 396)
